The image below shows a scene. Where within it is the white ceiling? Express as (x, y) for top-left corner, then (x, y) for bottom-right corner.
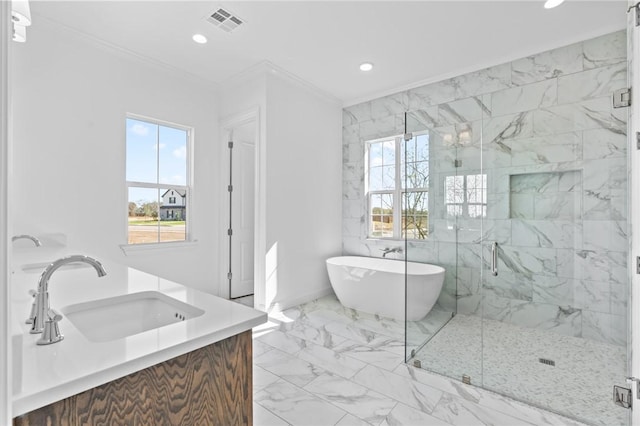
(31, 1), (628, 106)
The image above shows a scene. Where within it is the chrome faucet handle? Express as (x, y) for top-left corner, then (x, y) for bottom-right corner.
(37, 309), (64, 345)
(381, 247), (402, 257)
(25, 289), (37, 324)
(29, 290), (49, 334)
(12, 234), (42, 247)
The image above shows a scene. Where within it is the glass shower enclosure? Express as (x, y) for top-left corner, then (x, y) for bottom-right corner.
(403, 36), (630, 425)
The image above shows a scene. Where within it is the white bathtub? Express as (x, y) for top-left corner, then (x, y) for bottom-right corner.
(326, 256), (445, 321)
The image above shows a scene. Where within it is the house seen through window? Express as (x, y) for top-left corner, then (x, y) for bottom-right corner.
(367, 132), (429, 240)
(126, 116), (191, 244)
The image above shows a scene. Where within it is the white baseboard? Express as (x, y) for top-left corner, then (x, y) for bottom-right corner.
(270, 286), (335, 312)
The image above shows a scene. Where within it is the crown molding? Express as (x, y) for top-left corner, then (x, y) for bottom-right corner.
(221, 60), (342, 107)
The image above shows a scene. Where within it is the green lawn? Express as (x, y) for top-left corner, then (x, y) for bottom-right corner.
(128, 219), (185, 227)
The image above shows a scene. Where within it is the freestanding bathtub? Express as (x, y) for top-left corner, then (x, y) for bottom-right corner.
(326, 256), (445, 321)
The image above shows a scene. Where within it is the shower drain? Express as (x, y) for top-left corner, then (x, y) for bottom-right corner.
(539, 358), (556, 366)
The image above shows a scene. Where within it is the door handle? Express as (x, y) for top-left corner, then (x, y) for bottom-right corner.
(491, 242), (499, 276)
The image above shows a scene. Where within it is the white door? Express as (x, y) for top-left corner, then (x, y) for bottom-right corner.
(230, 121), (256, 299)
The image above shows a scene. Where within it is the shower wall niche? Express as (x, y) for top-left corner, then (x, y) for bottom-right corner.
(509, 171), (582, 220)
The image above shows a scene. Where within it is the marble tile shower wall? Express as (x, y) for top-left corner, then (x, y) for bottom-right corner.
(342, 31), (628, 346)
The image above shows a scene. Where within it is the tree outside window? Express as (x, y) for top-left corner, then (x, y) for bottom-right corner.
(367, 133), (429, 240)
(444, 174), (487, 219)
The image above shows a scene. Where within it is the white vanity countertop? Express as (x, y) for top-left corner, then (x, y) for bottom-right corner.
(11, 256), (267, 417)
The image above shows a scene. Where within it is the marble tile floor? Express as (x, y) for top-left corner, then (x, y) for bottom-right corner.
(412, 314), (628, 426)
(251, 295), (594, 426)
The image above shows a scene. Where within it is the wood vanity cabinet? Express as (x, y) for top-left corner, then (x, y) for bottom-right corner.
(13, 330), (253, 426)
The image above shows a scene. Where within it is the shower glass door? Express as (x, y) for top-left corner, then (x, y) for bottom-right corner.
(479, 84), (630, 425)
(403, 111), (467, 374)
(409, 109), (485, 383)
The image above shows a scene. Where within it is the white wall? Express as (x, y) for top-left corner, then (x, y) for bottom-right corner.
(11, 20), (221, 294)
(219, 67), (343, 310)
(12, 18), (342, 312)
(264, 72), (343, 309)
(219, 73), (267, 120)
(1, 2), (11, 422)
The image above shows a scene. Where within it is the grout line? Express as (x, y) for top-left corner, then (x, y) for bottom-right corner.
(302, 371), (399, 426)
(333, 413), (348, 426)
(254, 401), (292, 426)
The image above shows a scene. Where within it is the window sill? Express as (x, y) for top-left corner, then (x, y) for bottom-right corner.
(365, 237), (429, 243)
(365, 237), (404, 243)
(120, 240), (198, 256)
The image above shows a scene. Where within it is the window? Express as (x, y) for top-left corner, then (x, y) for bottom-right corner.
(366, 133), (429, 240)
(445, 174), (487, 218)
(126, 115), (191, 245)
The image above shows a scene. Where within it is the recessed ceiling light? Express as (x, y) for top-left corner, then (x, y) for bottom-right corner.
(360, 62), (374, 72)
(192, 34), (207, 44)
(544, 0), (565, 9)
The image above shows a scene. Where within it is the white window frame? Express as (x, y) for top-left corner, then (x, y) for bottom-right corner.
(444, 173), (487, 219)
(365, 132), (429, 241)
(123, 113), (194, 249)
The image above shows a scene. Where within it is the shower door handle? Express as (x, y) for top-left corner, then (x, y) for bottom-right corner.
(491, 242), (499, 276)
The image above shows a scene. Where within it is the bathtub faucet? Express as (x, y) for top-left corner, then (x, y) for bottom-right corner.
(382, 247), (403, 257)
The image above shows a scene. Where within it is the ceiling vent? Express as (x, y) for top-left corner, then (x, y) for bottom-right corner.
(206, 7), (244, 33)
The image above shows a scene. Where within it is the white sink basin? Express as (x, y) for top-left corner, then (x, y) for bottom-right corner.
(61, 291), (205, 342)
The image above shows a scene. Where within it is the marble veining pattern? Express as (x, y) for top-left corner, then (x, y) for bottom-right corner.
(583, 30), (626, 70)
(511, 41), (584, 85)
(342, 30), (628, 349)
(253, 295), (592, 426)
(557, 62), (627, 104)
(491, 78), (557, 117)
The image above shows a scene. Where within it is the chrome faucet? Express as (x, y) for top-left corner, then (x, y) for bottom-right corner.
(382, 246), (403, 258)
(30, 255), (107, 345)
(12, 234), (42, 247)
